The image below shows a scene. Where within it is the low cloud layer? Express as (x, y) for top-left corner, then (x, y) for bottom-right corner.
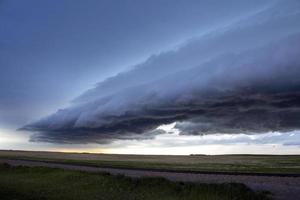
(22, 0), (300, 144)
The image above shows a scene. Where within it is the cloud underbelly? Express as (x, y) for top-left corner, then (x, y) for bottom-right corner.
(21, 1), (300, 144)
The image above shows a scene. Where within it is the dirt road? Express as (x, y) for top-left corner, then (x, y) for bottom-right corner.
(1, 159), (300, 200)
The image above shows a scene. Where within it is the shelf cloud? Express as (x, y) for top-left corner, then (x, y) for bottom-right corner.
(21, 0), (300, 144)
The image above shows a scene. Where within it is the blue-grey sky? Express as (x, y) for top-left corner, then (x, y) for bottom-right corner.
(1, 0), (300, 154)
(0, 0), (270, 128)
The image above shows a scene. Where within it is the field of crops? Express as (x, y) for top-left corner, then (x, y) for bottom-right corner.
(0, 150), (300, 174)
(0, 163), (269, 200)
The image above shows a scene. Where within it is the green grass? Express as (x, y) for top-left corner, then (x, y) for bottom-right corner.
(0, 150), (300, 174)
(0, 163), (269, 200)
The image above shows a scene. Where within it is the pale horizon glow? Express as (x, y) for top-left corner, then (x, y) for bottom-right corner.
(1, 126), (299, 155)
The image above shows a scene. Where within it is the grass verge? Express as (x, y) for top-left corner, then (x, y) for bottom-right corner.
(0, 163), (270, 200)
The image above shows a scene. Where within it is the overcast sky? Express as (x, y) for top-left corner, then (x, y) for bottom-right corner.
(1, 0), (300, 154)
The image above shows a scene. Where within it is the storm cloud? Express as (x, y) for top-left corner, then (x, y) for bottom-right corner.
(22, 0), (300, 144)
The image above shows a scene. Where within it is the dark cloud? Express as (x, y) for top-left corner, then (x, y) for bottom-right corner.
(21, 0), (300, 144)
(175, 92), (300, 135)
(0, 0), (268, 129)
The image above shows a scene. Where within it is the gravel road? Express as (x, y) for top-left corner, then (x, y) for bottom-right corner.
(1, 159), (300, 200)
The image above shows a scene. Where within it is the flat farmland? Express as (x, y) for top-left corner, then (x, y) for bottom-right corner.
(0, 163), (270, 200)
(0, 150), (299, 174)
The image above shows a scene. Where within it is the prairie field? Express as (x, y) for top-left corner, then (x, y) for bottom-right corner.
(0, 150), (300, 174)
(0, 163), (269, 200)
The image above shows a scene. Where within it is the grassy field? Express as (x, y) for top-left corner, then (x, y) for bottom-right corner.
(0, 150), (300, 174)
(0, 163), (269, 200)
